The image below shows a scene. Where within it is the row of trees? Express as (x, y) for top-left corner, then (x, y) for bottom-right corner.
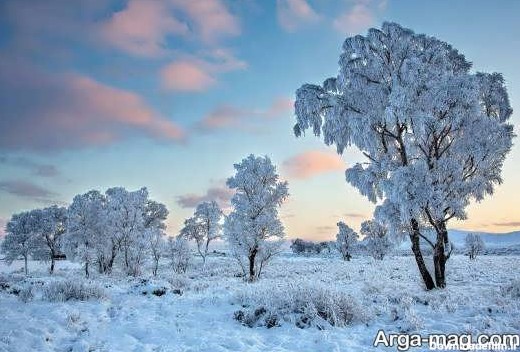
(1, 154), (290, 282)
(293, 22), (513, 289)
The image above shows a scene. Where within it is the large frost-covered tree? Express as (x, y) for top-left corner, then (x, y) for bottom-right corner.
(360, 220), (392, 260)
(1, 211), (40, 275)
(336, 221), (358, 261)
(293, 22), (514, 289)
(224, 155), (289, 281)
(32, 206), (67, 274)
(182, 201), (222, 265)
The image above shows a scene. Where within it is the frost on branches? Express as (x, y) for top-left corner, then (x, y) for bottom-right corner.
(360, 220), (393, 260)
(224, 155), (289, 281)
(465, 233), (485, 260)
(180, 200), (223, 265)
(336, 221), (358, 261)
(293, 22), (514, 289)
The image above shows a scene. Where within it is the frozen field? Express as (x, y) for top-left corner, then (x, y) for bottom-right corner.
(1, 254), (519, 352)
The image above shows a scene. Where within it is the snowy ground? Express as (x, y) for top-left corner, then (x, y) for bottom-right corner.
(1, 254), (519, 352)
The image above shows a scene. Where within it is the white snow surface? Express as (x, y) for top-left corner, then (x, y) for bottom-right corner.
(1, 254), (519, 352)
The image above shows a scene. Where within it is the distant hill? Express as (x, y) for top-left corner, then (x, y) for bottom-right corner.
(448, 229), (520, 248)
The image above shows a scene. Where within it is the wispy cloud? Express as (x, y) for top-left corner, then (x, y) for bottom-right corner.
(0, 180), (57, 202)
(277, 0), (320, 32)
(0, 156), (59, 177)
(282, 150), (344, 179)
(0, 59), (185, 151)
(198, 97), (293, 131)
(161, 49), (246, 92)
(492, 221), (520, 227)
(176, 184), (234, 210)
(344, 212), (366, 219)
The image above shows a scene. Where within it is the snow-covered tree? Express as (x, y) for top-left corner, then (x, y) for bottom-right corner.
(293, 22), (514, 289)
(143, 200), (168, 276)
(182, 201), (222, 265)
(1, 211), (40, 275)
(30, 206), (67, 274)
(336, 221), (358, 261)
(224, 155), (289, 281)
(360, 220), (392, 260)
(64, 190), (106, 278)
(105, 187), (148, 276)
(465, 233), (485, 260)
(167, 236), (191, 274)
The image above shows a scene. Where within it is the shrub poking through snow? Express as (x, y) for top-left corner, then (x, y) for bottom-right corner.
(501, 279), (520, 299)
(233, 282), (369, 328)
(42, 280), (105, 302)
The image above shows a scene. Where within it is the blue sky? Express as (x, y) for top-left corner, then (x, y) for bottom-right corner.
(1, 0), (519, 240)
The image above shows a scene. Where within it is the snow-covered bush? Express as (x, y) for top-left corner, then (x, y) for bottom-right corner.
(17, 284), (34, 303)
(233, 282), (369, 329)
(336, 221), (358, 261)
(501, 279), (520, 299)
(42, 280), (105, 302)
(225, 155), (288, 281)
(167, 236), (191, 274)
(465, 233), (485, 260)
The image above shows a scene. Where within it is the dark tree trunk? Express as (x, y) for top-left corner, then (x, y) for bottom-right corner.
(50, 256), (55, 274)
(433, 222), (449, 288)
(248, 247), (258, 281)
(410, 220), (436, 290)
(24, 255), (28, 276)
(85, 261), (89, 278)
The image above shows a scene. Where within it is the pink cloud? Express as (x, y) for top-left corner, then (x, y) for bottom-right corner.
(333, 1), (386, 35)
(0, 60), (185, 151)
(198, 97), (294, 131)
(282, 150), (345, 179)
(277, 0), (320, 32)
(161, 60), (216, 92)
(101, 0), (189, 57)
(161, 50), (246, 92)
(100, 0), (240, 57)
(172, 0), (240, 43)
(176, 184), (234, 210)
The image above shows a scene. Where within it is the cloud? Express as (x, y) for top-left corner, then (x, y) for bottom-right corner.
(101, 0), (240, 57)
(315, 225), (336, 234)
(0, 156), (59, 177)
(344, 212), (366, 219)
(176, 185), (234, 209)
(0, 180), (57, 201)
(0, 60), (185, 151)
(333, 0), (386, 35)
(161, 50), (246, 92)
(198, 97), (293, 130)
(492, 221), (520, 227)
(277, 0), (320, 32)
(282, 150), (345, 179)
(101, 0), (189, 57)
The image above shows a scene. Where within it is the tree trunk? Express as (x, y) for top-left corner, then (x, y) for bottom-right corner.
(433, 223), (449, 288)
(24, 255), (28, 276)
(410, 220), (436, 290)
(248, 247), (258, 281)
(50, 256), (55, 274)
(153, 258), (158, 276)
(85, 261), (89, 278)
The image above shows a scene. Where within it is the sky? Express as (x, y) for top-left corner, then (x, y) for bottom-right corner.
(0, 0), (519, 241)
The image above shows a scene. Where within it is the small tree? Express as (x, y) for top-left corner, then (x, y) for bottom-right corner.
(224, 154), (289, 281)
(1, 211), (40, 275)
(360, 220), (393, 260)
(143, 200), (168, 276)
(167, 236), (191, 274)
(182, 201), (222, 265)
(465, 233), (485, 260)
(336, 221), (358, 261)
